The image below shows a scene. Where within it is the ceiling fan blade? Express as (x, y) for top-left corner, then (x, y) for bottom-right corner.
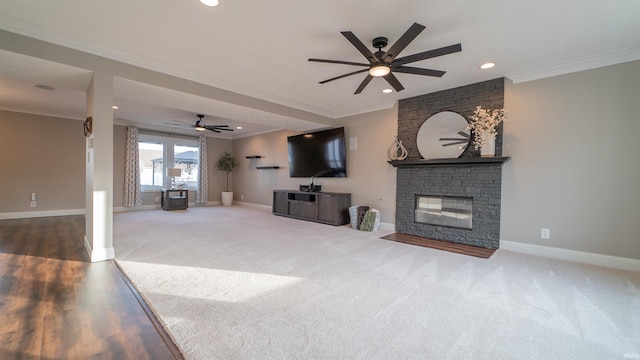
(392, 66), (446, 77)
(382, 23), (426, 63)
(308, 58), (369, 67)
(319, 68), (369, 84)
(383, 73), (404, 92)
(394, 43), (462, 65)
(207, 127), (233, 132)
(341, 31), (380, 63)
(457, 131), (470, 138)
(354, 75), (374, 94)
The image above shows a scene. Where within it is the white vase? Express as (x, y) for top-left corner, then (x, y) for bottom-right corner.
(480, 131), (496, 157)
(221, 191), (233, 206)
(387, 136), (408, 160)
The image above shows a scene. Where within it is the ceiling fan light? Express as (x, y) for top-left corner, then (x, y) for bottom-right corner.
(369, 64), (390, 77)
(195, 126), (206, 131)
(200, 0), (219, 6)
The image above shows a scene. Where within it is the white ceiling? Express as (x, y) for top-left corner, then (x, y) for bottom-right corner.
(1, 0), (639, 138)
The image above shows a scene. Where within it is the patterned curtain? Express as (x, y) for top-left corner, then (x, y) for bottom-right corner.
(196, 136), (208, 204)
(124, 126), (142, 207)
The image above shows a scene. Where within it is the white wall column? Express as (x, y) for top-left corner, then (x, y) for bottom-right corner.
(84, 72), (115, 262)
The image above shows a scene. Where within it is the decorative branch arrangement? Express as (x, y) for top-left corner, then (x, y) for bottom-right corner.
(466, 106), (507, 150)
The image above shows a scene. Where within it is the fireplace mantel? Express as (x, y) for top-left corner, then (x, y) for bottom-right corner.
(388, 156), (510, 168)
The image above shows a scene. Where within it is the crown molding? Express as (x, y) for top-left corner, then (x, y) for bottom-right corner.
(507, 46), (640, 84)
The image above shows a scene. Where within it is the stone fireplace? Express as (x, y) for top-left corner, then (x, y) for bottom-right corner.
(391, 78), (508, 250)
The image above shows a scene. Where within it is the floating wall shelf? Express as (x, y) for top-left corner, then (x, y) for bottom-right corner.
(256, 166), (280, 170)
(245, 155), (262, 159)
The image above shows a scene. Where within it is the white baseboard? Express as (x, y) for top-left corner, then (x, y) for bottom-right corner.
(0, 208), (85, 220)
(378, 222), (395, 232)
(84, 235), (114, 263)
(500, 240), (640, 272)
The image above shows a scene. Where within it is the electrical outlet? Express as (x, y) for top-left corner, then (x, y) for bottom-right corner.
(241, 194), (244, 200)
(541, 228), (550, 239)
(155, 196), (160, 202)
(30, 201), (37, 208)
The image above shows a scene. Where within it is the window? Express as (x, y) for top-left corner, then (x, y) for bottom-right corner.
(173, 144), (199, 188)
(138, 134), (199, 191)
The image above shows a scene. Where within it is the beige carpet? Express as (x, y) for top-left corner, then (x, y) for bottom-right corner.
(113, 206), (640, 360)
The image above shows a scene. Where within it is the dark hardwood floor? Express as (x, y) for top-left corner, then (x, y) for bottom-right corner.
(0, 215), (183, 360)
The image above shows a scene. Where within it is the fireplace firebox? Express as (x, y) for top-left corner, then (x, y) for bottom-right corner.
(415, 195), (473, 230)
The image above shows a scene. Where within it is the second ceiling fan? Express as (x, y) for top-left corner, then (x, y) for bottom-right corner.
(165, 114), (233, 133)
(309, 23), (462, 94)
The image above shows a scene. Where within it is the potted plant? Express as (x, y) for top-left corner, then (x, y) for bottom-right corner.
(216, 151), (237, 206)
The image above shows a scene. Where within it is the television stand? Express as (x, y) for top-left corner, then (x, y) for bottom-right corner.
(272, 190), (351, 226)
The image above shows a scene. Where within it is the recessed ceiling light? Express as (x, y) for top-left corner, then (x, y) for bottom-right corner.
(382, 88), (393, 94)
(112, 106), (119, 109)
(236, 126), (243, 130)
(480, 62), (496, 70)
(200, 0), (219, 6)
(35, 84), (55, 91)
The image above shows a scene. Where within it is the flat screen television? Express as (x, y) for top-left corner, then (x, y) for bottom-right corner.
(287, 127), (347, 178)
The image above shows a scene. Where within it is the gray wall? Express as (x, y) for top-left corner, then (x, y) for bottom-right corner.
(232, 106), (398, 224)
(0, 110), (85, 213)
(501, 60), (640, 259)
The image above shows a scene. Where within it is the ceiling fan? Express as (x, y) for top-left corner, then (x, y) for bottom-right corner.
(309, 23), (461, 94)
(165, 114), (233, 133)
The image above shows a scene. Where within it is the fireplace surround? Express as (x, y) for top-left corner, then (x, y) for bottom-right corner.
(391, 78), (508, 250)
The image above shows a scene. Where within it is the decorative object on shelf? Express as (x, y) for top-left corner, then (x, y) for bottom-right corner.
(167, 168), (182, 189)
(83, 116), (92, 137)
(216, 151), (237, 206)
(466, 106), (506, 157)
(416, 111), (470, 159)
(387, 136), (408, 160)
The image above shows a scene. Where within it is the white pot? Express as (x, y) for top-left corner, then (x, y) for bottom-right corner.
(480, 130), (496, 157)
(221, 191), (233, 206)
